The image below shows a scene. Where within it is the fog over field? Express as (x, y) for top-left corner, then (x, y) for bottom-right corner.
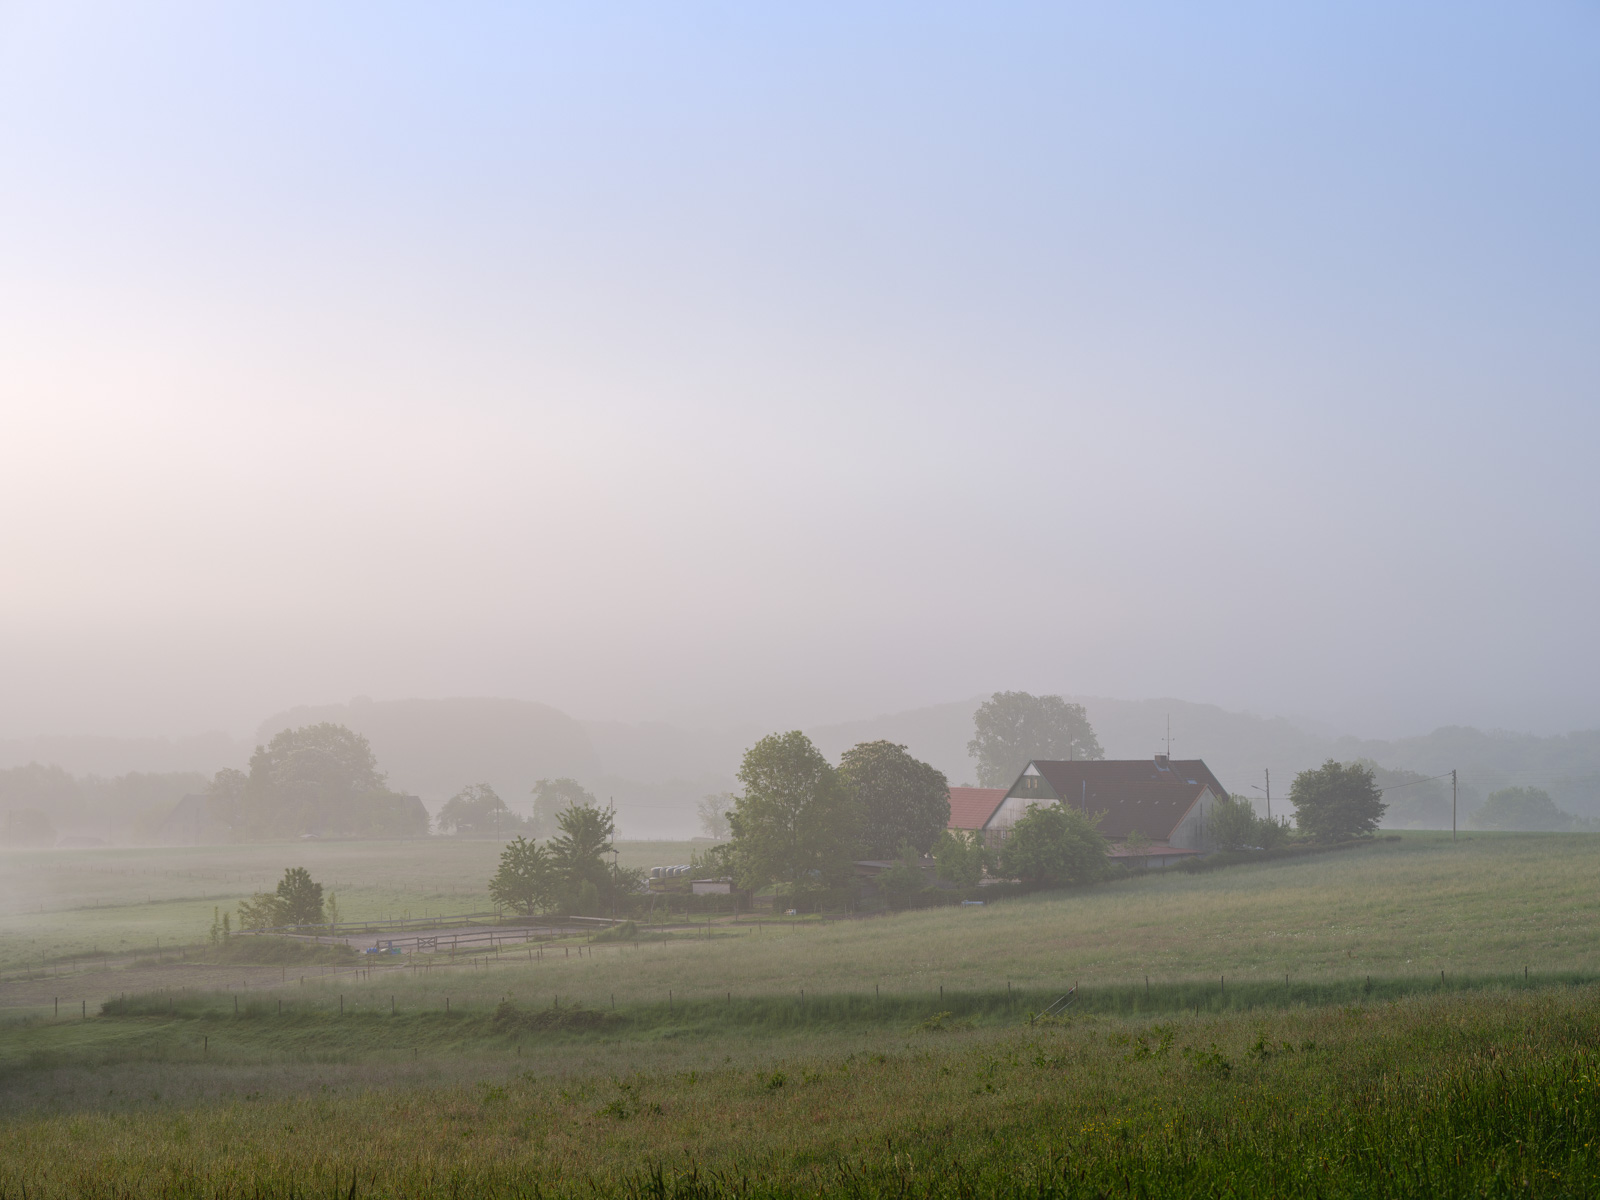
(6, 10), (1600, 1193)
(1, 5), (1597, 764)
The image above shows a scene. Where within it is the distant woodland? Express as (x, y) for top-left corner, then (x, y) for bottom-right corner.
(5, 694), (1600, 845)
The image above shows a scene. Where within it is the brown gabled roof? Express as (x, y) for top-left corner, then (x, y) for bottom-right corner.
(1025, 758), (1228, 842)
(947, 787), (1008, 831)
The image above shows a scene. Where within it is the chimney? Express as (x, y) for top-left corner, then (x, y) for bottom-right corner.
(1154, 754), (1170, 769)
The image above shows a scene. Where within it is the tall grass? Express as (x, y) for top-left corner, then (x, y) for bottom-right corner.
(3, 988), (1599, 1197)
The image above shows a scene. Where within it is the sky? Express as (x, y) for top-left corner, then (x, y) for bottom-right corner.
(1, 2), (1597, 742)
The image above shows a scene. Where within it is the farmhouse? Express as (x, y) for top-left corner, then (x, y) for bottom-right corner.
(948, 755), (1228, 867)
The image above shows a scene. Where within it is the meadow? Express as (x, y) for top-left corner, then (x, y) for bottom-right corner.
(0, 839), (705, 974)
(4, 831), (1600, 1196)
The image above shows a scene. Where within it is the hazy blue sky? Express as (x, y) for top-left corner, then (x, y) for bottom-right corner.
(2, 3), (1597, 740)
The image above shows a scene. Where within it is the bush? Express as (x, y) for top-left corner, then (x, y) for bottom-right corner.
(934, 829), (988, 888)
(997, 802), (1108, 886)
(1206, 794), (1294, 852)
(490, 999), (613, 1034)
(1290, 761), (1385, 841)
(1469, 787), (1578, 832)
(880, 845), (928, 908)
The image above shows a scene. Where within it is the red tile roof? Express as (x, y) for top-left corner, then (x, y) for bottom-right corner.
(947, 787), (1008, 831)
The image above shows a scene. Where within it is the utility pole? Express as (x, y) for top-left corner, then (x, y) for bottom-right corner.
(1452, 770), (1457, 842)
(1252, 770), (1272, 822)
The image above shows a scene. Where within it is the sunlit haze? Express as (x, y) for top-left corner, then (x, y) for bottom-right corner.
(3, 3), (1597, 742)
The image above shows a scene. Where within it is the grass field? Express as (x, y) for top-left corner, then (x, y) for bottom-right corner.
(4, 832), (1600, 1196)
(0, 839), (704, 972)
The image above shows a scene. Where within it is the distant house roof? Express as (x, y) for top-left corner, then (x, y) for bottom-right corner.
(947, 787), (1009, 831)
(1023, 757), (1228, 842)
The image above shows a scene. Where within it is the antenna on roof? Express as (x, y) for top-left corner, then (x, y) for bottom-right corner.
(1164, 715), (1172, 758)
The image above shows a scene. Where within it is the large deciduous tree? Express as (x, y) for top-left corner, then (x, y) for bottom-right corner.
(249, 723), (386, 794)
(1469, 787), (1576, 832)
(1289, 760), (1386, 841)
(489, 836), (559, 914)
(530, 778), (597, 839)
(276, 866), (325, 925)
(696, 793), (734, 840)
(996, 802), (1108, 886)
(837, 740), (949, 858)
(241, 724), (427, 839)
(436, 783), (524, 836)
(967, 692), (1103, 787)
(550, 800), (617, 914)
(726, 731), (859, 901)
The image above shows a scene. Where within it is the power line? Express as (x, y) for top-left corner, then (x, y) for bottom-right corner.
(1375, 771), (1457, 794)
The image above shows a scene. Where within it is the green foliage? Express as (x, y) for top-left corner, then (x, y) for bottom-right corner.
(235, 892), (285, 931)
(880, 844), (928, 907)
(726, 731), (860, 899)
(273, 867), (325, 926)
(249, 722), (386, 793)
(838, 740), (950, 857)
(18, 991), (1600, 1198)
(488, 836), (559, 915)
(551, 801), (617, 909)
(530, 778), (596, 839)
(436, 783), (526, 836)
(199, 724), (432, 841)
(934, 828), (988, 887)
(1290, 760), (1386, 841)
(1469, 786), (1579, 832)
(490, 999), (612, 1033)
(1207, 794), (1267, 851)
(967, 692), (1103, 788)
(997, 801), (1108, 886)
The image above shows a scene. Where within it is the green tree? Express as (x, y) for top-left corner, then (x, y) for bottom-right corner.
(530, 778), (597, 839)
(1207, 794), (1263, 851)
(489, 836), (559, 915)
(838, 740), (950, 857)
(1469, 787), (1576, 832)
(550, 800), (616, 913)
(967, 692), (1104, 787)
(1290, 760), (1386, 841)
(933, 828), (988, 888)
(273, 867), (325, 926)
(997, 802), (1108, 886)
(236, 892), (284, 930)
(879, 844), (927, 909)
(726, 731), (859, 901)
(242, 724), (427, 839)
(436, 783), (525, 836)
(249, 723), (385, 793)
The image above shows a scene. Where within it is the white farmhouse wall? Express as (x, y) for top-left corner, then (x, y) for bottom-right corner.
(1168, 788), (1217, 849)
